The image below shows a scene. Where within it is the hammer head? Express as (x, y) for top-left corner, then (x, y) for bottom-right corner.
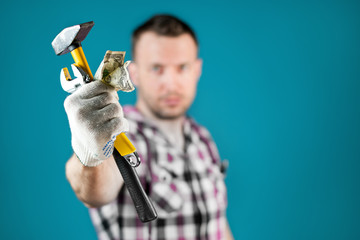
(52, 21), (94, 55)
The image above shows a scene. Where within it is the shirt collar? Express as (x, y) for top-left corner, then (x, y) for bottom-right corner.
(123, 105), (199, 144)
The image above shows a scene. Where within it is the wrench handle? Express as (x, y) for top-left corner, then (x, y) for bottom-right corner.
(113, 148), (158, 222)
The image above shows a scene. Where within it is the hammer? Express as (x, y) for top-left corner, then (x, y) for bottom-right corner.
(52, 21), (157, 222)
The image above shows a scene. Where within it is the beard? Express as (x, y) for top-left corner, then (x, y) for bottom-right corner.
(147, 102), (188, 120)
(144, 94), (190, 120)
(151, 106), (187, 120)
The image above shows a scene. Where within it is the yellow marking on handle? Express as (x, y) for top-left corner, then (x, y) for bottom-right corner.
(114, 132), (136, 156)
(70, 46), (94, 80)
(62, 67), (72, 81)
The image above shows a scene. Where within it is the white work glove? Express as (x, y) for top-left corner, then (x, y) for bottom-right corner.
(64, 80), (129, 167)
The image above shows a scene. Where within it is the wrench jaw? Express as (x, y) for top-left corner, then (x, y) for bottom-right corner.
(60, 64), (91, 93)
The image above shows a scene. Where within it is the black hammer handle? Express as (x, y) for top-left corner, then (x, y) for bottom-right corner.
(113, 148), (158, 222)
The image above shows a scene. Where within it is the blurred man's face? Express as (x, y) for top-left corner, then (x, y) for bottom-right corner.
(129, 31), (202, 120)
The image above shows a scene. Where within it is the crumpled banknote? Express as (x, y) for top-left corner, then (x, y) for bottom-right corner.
(94, 50), (135, 92)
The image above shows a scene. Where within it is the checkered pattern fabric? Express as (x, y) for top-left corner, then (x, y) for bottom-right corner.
(89, 106), (228, 240)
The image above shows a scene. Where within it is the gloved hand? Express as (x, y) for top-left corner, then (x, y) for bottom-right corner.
(64, 80), (129, 167)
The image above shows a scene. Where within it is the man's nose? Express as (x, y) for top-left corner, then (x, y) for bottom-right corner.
(162, 69), (180, 90)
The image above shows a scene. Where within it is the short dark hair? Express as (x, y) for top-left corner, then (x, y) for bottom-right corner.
(132, 14), (198, 58)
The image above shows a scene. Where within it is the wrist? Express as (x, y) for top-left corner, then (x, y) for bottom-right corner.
(72, 137), (106, 167)
(74, 152), (104, 167)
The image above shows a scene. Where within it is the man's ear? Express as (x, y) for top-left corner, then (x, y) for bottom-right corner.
(128, 62), (139, 86)
(195, 58), (203, 82)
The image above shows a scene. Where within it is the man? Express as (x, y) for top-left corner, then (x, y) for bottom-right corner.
(65, 14), (233, 240)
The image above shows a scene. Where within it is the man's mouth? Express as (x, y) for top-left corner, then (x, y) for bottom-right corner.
(161, 95), (182, 106)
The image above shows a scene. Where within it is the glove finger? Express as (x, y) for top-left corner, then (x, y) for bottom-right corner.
(120, 118), (130, 133)
(111, 88), (120, 101)
(93, 117), (125, 142)
(76, 80), (114, 99)
(110, 117), (129, 136)
(83, 90), (119, 110)
(90, 102), (123, 125)
(64, 81), (116, 113)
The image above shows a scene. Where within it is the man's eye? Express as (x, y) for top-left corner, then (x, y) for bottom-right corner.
(152, 65), (161, 72)
(179, 64), (189, 71)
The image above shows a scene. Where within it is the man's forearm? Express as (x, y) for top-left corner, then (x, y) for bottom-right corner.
(65, 153), (124, 208)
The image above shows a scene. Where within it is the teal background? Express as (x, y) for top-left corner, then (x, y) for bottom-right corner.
(0, 0), (359, 239)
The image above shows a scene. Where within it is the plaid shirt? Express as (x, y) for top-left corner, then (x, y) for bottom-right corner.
(89, 106), (228, 240)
